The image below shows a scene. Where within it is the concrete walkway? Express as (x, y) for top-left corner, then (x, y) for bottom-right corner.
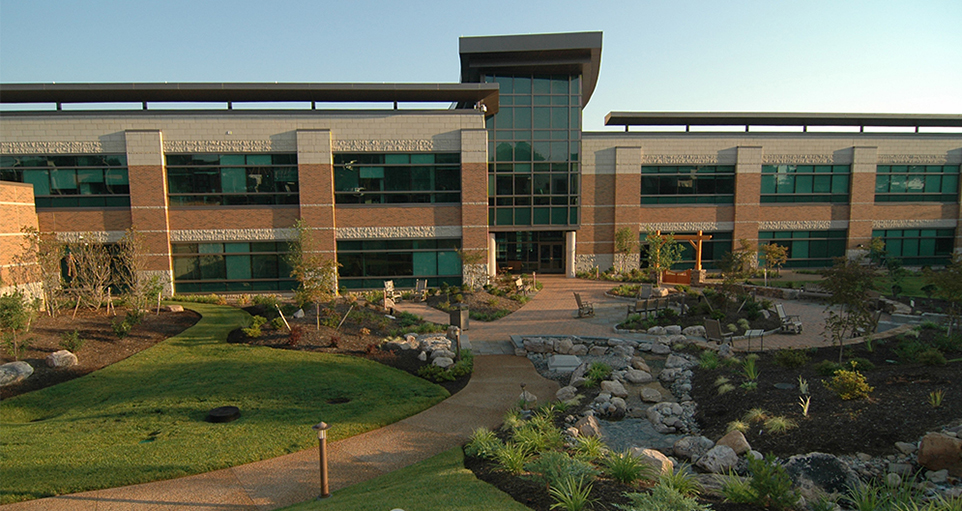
(3, 275), (836, 510)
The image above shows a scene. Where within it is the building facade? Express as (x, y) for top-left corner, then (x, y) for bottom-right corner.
(1, 32), (960, 295)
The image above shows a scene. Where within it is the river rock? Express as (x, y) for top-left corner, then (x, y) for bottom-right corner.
(433, 356), (454, 368)
(651, 343), (671, 355)
(682, 325), (706, 337)
(556, 386), (577, 401)
(630, 357), (651, 372)
(575, 415), (602, 438)
(918, 432), (962, 476)
(784, 452), (859, 502)
(630, 447), (674, 475)
(664, 354), (692, 369)
(673, 435), (715, 461)
(696, 445), (738, 473)
(640, 387), (663, 402)
(0, 361), (33, 386)
(430, 348), (456, 359)
(418, 351), (427, 361)
(46, 350), (78, 368)
(647, 326), (667, 336)
(557, 338), (573, 354)
(570, 344), (589, 356)
(588, 346), (607, 356)
(625, 369), (653, 384)
(601, 380), (628, 398)
(716, 430), (751, 455)
(665, 325), (682, 335)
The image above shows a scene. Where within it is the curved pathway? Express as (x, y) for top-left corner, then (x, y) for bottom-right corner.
(3, 276), (836, 510)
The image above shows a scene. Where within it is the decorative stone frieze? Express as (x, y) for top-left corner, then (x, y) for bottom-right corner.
(762, 154), (835, 164)
(462, 263), (489, 290)
(642, 154), (718, 165)
(640, 222), (734, 232)
(332, 139), (445, 152)
(335, 226), (461, 239)
(170, 228), (296, 242)
(872, 219), (957, 230)
(56, 231), (126, 243)
(1, 141), (113, 154)
(758, 220), (848, 231)
(576, 254), (612, 273)
(878, 154), (949, 165)
(163, 140), (287, 153)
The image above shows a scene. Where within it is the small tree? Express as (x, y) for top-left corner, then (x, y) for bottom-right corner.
(923, 254), (962, 336)
(614, 227), (638, 274)
(63, 235), (113, 310)
(760, 243), (788, 276)
(0, 291), (36, 360)
(12, 227), (63, 315)
(644, 230), (684, 288)
(867, 237), (887, 268)
(287, 220), (339, 330)
(114, 227), (162, 312)
(821, 256), (877, 363)
(885, 257), (908, 299)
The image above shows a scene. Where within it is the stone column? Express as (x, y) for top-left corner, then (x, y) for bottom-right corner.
(733, 146), (763, 250)
(488, 232), (497, 279)
(125, 130), (173, 295)
(566, 230), (577, 277)
(848, 146), (879, 259)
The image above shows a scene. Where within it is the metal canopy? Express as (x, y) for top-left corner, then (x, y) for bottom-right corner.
(605, 112), (962, 130)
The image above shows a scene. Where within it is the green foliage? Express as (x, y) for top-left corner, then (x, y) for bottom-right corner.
(253, 295), (281, 307)
(737, 318), (751, 331)
(59, 330), (85, 352)
(822, 256), (878, 363)
(718, 470), (756, 504)
(548, 475), (597, 511)
(464, 428), (502, 459)
(717, 383), (736, 395)
(572, 435), (607, 462)
(658, 464), (701, 497)
(848, 357), (876, 371)
(0, 291), (36, 360)
(494, 442), (530, 475)
(526, 450), (599, 489)
(814, 359), (842, 376)
(742, 454), (800, 510)
(773, 349), (809, 368)
(603, 450), (654, 486)
(918, 348), (947, 365)
(620, 484), (710, 511)
(242, 315), (268, 338)
(614, 226), (639, 274)
(698, 350), (719, 370)
(110, 315), (137, 339)
(270, 316), (287, 330)
(726, 420), (748, 433)
(743, 408), (769, 423)
(763, 416), (798, 434)
(824, 367), (874, 400)
(741, 355), (760, 381)
(512, 420), (564, 453)
(895, 337), (926, 363)
(929, 389), (945, 408)
(287, 220), (339, 308)
(645, 230), (685, 287)
(585, 362), (612, 387)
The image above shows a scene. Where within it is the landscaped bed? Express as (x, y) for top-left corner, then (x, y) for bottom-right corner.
(0, 302), (450, 504)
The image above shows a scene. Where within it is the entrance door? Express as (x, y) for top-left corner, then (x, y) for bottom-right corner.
(539, 243), (564, 273)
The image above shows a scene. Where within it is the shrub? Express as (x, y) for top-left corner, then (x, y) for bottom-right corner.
(242, 315), (268, 338)
(726, 420), (748, 433)
(547, 475), (597, 511)
(743, 408), (769, 423)
(585, 362), (612, 387)
(744, 454), (799, 510)
(773, 349), (809, 368)
(417, 364), (455, 382)
(319, 308), (341, 329)
(659, 464), (701, 497)
(270, 317), (286, 330)
(932, 333), (962, 354)
(111, 316), (136, 339)
(848, 357), (876, 371)
(895, 338), (926, 363)
(513, 421), (564, 453)
(603, 450), (654, 486)
(464, 427), (501, 459)
(763, 416), (798, 434)
(251, 294), (279, 307)
(287, 326), (302, 346)
(572, 435), (607, 462)
(494, 442), (529, 475)
(918, 348), (947, 366)
(526, 451), (599, 489)
(719, 469), (756, 504)
(699, 350), (719, 370)
(622, 483), (709, 511)
(59, 330), (85, 352)
(813, 359), (842, 376)
(824, 368), (874, 400)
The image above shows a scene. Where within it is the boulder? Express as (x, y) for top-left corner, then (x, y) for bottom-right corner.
(784, 452), (860, 502)
(612, 346), (634, 358)
(696, 445), (738, 473)
(575, 415), (602, 438)
(718, 343), (734, 358)
(665, 325), (682, 335)
(570, 344), (589, 356)
(607, 338), (626, 346)
(917, 432), (962, 477)
(570, 376), (587, 388)
(664, 354), (692, 369)
(630, 357), (651, 372)
(46, 350), (78, 368)
(673, 435), (715, 461)
(647, 326), (667, 336)
(519, 390), (538, 409)
(625, 369), (653, 384)
(163, 304), (184, 312)
(716, 430), (751, 455)
(894, 441), (917, 455)
(430, 349), (456, 359)
(417, 351), (427, 361)
(667, 334), (689, 346)
(557, 338), (574, 354)
(445, 326), (461, 340)
(927, 469), (949, 484)
(600, 380), (628, 398)
(556, 386), (577, 401)
(292, 309), (306, 318)
(682, 325), (706, 337)
(651, 343), (671, 355)
(515, 348), (528, 357)
(433, 356), (454, 368)
(630, 447), (674, 475)
(588, 346), (607, 356)
(0, 361), (33, 386)
(523, 338), (551, 353)
(640, 387), (663, 403)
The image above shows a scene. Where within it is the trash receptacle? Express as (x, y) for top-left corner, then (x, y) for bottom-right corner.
(449, 307), (469, 331)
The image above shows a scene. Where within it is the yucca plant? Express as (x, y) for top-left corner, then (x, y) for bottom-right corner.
(798, 395), (811, 417)
(929, 389), (945, 408)
(548, 475), (597, 511)
(797, 375), (809, 395)
(742, 355), (761, 381)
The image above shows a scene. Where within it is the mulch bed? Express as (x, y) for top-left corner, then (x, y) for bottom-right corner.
(1, 308), (200, 399)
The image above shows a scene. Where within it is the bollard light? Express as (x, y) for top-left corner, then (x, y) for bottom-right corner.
(312, 422), (332, 499)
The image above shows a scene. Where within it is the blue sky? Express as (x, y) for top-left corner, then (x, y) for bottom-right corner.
(1, 0), (959, 131)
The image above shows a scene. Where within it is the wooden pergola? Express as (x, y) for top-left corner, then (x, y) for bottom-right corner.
(653, 230), (713, 271)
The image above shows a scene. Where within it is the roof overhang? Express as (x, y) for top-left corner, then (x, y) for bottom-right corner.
(0, 82), (500, 115)
(605, 112), (962, 130)
(459, 32), (602, 107)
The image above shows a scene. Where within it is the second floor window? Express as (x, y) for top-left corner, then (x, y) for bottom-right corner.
(166, 154), (298, 206)
(333, 153), (460, 204)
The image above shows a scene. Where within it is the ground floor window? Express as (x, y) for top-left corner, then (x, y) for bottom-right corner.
(172, 242), (294, 293)
(758, 230), (847, 268)
(495, 231), (565, 274)
(336, 239), (461, 290)
(872, 228), (954, 266)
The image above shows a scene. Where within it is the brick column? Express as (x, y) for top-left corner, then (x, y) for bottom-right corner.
(296, 130), (336, 258)
(848, 146), (879, 258)
(613, 146), (642, 270)
(461, 128), (489, 287)
(733, 146), (763, 246)
(125, 130), (173, 295)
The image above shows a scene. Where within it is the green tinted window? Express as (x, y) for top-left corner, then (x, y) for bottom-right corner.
(171, 241), (294, 293)
(0, 154), (131, 208)
(333, 153), (460, 204)
(336, 239), (461, 289)
(871, 228), (954, 265)
(761, 165), (850, 203)
(757, 230), (847, 268)
(641, 166), (735, 204)
(874, 165), (960, 203)
(166, 153), (298, 207)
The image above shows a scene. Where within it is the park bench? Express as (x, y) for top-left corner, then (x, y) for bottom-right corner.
(383, 280), (402, 302)
(775, 303), (803, 334)
(414, 279), (428, 301)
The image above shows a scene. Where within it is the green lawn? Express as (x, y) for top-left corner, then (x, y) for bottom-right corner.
(0, 303), (449, 504)
(283, 448), (529, 511)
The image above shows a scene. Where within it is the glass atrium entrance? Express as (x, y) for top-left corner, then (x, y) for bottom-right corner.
(495, 231), (565, 274)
